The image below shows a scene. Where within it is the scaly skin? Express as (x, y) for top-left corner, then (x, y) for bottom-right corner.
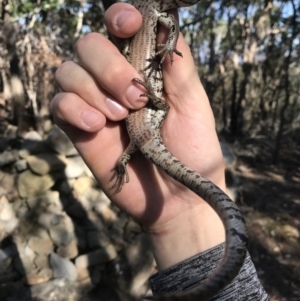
(111, 1), (248, 300)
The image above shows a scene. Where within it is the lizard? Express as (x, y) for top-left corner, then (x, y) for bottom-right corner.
(109, 0), (248, 300)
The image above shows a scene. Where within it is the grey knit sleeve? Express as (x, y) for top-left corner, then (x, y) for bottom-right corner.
(149, 243), (270, 300)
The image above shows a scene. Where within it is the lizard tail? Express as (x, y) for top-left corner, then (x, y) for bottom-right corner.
(138, 135), (248, 301)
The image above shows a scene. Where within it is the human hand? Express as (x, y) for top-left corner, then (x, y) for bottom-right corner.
(51, 3), (225, 270)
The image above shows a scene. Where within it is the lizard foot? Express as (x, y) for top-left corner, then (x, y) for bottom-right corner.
(132, 70), (153, 92)
(156, 44), (183, 65)
(132, 71), (169, 111)
(110, 161), (129, 193)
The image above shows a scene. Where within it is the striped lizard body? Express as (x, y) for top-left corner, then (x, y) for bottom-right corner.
(110, 1), (248, 300)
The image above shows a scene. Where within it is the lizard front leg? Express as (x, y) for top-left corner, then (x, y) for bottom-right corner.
(133, 71), (169, 111)
(110, 141), (138, 192)
(156, 12), (183, 64)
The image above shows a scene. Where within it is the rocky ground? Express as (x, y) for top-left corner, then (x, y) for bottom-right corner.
(0, 125), (154, 301)
(0, 124), (299, 301)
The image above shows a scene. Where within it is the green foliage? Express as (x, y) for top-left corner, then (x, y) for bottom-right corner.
(12, 0), (60, 15)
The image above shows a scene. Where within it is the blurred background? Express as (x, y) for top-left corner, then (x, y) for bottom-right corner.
(0, 1), (299, 300)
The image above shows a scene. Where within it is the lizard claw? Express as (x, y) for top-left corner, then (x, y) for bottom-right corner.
(110, 162), (129, 193)
(156, 44), (183, 65)
(132, 71), (155, 95)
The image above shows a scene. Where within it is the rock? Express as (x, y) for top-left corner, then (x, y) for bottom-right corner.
(19, 141), (50, 158)
(59, 214), (74, 232)
(99, 205), (117, 225)
(37, 211), (61, 229)
(125, 220), (142, 240)
(24, 245), (36, 259)
(28, 235), (54, 255)
(49, 253), (78, 281)
(86, 211), (105, 231)
(109, 226), (127, 252)
(75, 244), (117, 269)
(0, 197), (19, 234)
(89, 282), (131, 301)
(43, 119), (53, 133)
(57, 239), (78, 259)
(0, 228), (5, 241)
(26, 191), (62, 211)
(25, 268), (53, 285)
(0, 271), (20, 284)
(0, 171), (16, 197)
(17, 170), (56, 198)
(46, 126), (78, 156)
(64, 156), (86, 179)
(0, 138), (8, 153)
(0, 244), (18, 259)
(14, 253), (36, 275)
(91, 265), (102, 285)
(0, 249), (12, 274)
(5, 190), (20, 203)
(14, 159), (28, 172)
(57, 179), (74, 195)
(74, 227), (88, 252)
(86, 188), (112, 209)
(94, 195), (112, 211)
(73, 176), (95, 196)
(65, 202), (87, 220)
(4, 124), (18, 139)
(0, 281), (31, 300)
(87, 230), (110, 250)
(113, 214), (128, 229)
(27, 153), (66, 175)
(14, 199), (29, 218)
(84, 187), (101, 203)
(0, 150), (18, 167)
(34, 255), (50, 270)
(220, 141), (237, 167)
(3, 217), (19, 234)
(19, 131), (51, 158)
(24, 130), (43, 141)
(108, 233), (154, 296)
(75, 195), (92, 211)
(83, 163), (94, 178)
(49, 215), (75, 246)
(30, 279), (88, 301)
(98, 190), (112, 205)
(282, 224), (300, 238)
(14, 232), (29, 252)
(76, 267), (91, 284)
(0, 195), (15, 221)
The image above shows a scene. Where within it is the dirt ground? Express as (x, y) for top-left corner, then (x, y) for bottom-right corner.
(234, 141), (300, 301)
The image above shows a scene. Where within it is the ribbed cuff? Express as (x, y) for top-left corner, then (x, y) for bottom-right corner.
(150, 243), (270, 300)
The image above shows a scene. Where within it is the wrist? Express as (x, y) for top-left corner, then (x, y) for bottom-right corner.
(147, 197), (225, 271)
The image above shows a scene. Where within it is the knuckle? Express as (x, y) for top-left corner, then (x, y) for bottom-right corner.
(105, 61), (125, 83)
(76, 33), (102, 57)
(51, 93), (69, 117)
(55, 61), (73, 82)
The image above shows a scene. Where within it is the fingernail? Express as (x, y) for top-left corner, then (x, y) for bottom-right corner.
(125, 85), (146, 107)
(82, 110), (101, 128)
(106, 98), (127, 116)
(116, 10), (134, 28)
